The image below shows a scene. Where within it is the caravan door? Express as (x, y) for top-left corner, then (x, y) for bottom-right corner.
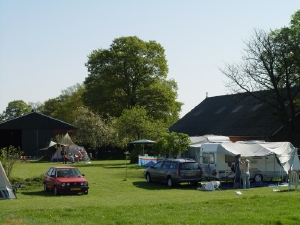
(201, 152), (218, 180)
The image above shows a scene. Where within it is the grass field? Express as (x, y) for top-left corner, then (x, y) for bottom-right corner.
(0, 160), (299, 225)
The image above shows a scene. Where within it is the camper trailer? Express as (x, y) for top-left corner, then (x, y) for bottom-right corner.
(197, 142), (300, 182)
(182, 135), (230, 160)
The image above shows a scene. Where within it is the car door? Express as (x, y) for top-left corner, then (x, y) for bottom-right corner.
(44, 168), (53, 189)
(157, 161), (171, 181)
(150, 161), (164, 181)
(48, 168), (57, 190)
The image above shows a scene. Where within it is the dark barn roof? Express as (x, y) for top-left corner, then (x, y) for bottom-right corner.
(0, 111), (75, 130)
(169, 92), (284, 138)
(0, 112), (76, 156)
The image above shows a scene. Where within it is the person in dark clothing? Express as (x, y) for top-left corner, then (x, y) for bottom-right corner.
(60, 147), (66, 164)
(63, 151), (68, 164)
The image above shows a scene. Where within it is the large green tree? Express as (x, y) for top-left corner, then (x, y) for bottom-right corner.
(39, 84), (84, 124)
(114, 106), (167, 144)
(0, 100), (32, 121)
(83, 36), (182, 126)
(153, 132), (190, 158)
(221, 10), (300, 145)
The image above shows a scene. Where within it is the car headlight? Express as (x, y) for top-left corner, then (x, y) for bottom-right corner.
(81, 182), (88, 186)
(61, 183), (66, 187)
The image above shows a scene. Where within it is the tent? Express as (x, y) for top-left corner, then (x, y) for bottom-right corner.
(51, 133), (90, 162)
(0, 162), (17, 200)
(129, 139), (156, 155)
(58, 133), (75, 146)
(52, 144), (88, 161)
(201, 141), (300, 174)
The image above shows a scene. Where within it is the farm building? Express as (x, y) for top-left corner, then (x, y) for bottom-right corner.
(0, 111), (76, 157)
(169, 91), (300, 147)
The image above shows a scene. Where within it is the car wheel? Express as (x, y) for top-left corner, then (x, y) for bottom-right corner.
(43, 183), (49, 192)
(146, 173), (152, 183)
(84, 190), (88, 195)
(54, 186), (59, 196)
(254, 174), (263, 182)
(167, 177), (173, 187)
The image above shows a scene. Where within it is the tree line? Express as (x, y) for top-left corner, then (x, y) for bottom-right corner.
(1, 10), (300, 154)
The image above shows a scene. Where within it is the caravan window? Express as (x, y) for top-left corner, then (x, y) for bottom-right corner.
(203, 153), (215, 164)
(225, 155), (235, 163)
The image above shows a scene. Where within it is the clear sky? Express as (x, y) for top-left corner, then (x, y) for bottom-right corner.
(1, 1), (299, 118)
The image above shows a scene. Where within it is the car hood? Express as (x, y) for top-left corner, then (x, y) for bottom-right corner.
(56, 177), (88, 182)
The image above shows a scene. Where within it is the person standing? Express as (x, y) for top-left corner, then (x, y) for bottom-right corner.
(60, 147), (65, 164)
(239, 157), (250, 189)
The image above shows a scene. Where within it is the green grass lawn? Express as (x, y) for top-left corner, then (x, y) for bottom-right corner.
(0, 160), (299, 225)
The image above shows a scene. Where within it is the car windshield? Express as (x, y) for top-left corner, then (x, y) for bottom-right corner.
(56, 168), (82, 177)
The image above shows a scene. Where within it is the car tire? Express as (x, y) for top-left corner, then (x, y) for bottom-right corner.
(254, 174), (263, 182)
(54, 186), (59, 196)
(167, 177), (173, 187)
(84, 190), (88, 195)
(146, 173), (152, 183)
(43, 183), (49, 192)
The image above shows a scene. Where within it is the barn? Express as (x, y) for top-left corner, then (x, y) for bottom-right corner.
(0, 111), (76, 157)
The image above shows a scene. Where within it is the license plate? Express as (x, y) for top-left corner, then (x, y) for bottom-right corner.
(71, 188), (81, 191)
(187, 173), (196, 176)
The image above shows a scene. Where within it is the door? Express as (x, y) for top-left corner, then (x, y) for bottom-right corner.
(201, 153), (216, 179)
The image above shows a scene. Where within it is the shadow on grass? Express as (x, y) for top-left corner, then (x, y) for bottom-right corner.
(132, 181), (199, 190)
(20, 190), (86, 197)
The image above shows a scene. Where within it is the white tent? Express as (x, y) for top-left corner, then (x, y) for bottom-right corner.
(201, 141), (300, 173)
(52, 144), (88, 161)
(51, 133), (90, 162)
(0, 162), (17, 200)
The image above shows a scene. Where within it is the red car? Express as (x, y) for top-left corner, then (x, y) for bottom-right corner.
(43, 166), (89, 195)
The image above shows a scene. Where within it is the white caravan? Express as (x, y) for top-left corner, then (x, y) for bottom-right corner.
(182, 135), (230, 160)
(197, 141), (300, 182)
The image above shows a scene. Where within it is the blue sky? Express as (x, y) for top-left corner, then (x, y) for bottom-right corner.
(1, 1), (299, 118)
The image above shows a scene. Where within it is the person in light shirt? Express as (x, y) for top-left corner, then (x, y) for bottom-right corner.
(239, 157), (250, 189)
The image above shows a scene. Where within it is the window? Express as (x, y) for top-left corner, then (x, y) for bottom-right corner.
(225, 155), (235, 163)
(231, 105), (243, 113)
(203, 153), (215, 164)
(215, 107), (226, 114)
(180, 162), (199, 170)
(170, 162), (178, 169)
(154, 161), (164, 169)
(162, 162), (171, 169)
(251, 103), (263, 111)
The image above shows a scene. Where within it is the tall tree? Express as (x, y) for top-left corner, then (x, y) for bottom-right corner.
(114, 106), (167, 144)
(0, 100), (32, 121)
(83, 36), (182, 126)
(221, 10), (300, 144)
(39, 84), (84, 124)
(153, 132), (190, 158)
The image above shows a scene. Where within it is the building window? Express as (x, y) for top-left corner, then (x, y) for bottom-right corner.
(231, 105), (243, 113)
(215, 107), (226, 114)
(251, 103), (263, 111)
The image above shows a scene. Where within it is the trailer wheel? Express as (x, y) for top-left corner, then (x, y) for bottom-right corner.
(253, 174), (263, 182)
